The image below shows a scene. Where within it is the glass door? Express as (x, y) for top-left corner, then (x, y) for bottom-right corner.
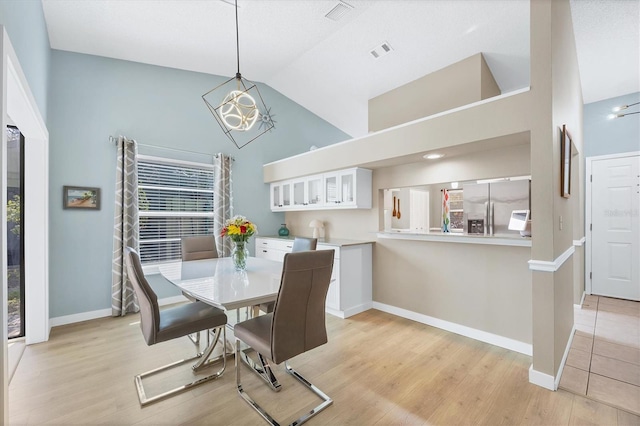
(324, 173), (339, 204)
(307, 175), (323, 206)
(338, 170), (355, 204)
(292, 179), (306, 207)
(7, 126), (25, 339)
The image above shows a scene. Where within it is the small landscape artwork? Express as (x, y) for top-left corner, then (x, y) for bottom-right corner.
(63, 186), (100, 210)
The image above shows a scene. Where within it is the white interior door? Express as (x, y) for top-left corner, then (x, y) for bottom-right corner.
(591, 155), (640, 301)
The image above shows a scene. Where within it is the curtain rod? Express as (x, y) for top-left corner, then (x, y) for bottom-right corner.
(109, 135), (234, 161)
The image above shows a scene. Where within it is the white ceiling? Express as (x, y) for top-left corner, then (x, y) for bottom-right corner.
(42, 0), (639, 138)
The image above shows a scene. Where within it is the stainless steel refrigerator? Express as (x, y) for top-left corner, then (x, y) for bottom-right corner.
(462, 180), (530, 236)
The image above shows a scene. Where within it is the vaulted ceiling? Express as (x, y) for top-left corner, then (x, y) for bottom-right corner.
(42, 0), (639, 138)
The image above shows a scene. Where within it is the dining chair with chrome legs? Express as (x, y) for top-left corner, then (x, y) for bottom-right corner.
(259, 237), (317, 315)
(235, 249), (334, 426)
(181, 235), (218, 345)
(181, 235), (218, 261)
(125, 247), (228, 406)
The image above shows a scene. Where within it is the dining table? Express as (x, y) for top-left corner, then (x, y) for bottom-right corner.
(158, 256), (286, 391)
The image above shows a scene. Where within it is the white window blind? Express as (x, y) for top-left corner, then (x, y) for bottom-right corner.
(138, 156), (214, 264)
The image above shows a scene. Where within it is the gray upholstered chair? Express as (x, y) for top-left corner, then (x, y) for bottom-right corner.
(235, 250), (335, 425)
(291, 236), (317, 252)
(125, 247), (228, 406)
(259, 237), (318, 314)
(181, 235), (218, 345)
(181, 235), (218, 261)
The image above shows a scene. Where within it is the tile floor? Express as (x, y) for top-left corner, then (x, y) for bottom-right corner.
(559, 295), (640, 415)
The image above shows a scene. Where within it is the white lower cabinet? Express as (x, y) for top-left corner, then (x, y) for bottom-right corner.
(255, 237), (372, 318)
(255, 237), (292, 262)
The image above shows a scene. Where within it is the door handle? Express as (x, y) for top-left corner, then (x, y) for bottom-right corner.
(483, 201), (488, 236)
(489, 202), (494, 236)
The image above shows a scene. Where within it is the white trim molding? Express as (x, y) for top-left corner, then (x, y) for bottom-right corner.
(529, 365), (555, 390)
(1, 26), (51, 425)
(2, 27), (50, 347)
(573, 237), (585, 246)
(373, 302), (532, 356)
(49, 295), (188, 328)
(555, 325), (577, 390)
(529, 325), (577, 391)
(528, 245), (575, 272)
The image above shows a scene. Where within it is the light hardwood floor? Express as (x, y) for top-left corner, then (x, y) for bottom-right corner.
(9, 309), (640, 425)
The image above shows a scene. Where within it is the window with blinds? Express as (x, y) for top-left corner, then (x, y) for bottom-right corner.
(138, 156), (214, 264)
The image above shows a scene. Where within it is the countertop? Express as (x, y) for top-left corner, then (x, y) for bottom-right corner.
(376, 231), (532, 247)
(256, 235), (375, 247)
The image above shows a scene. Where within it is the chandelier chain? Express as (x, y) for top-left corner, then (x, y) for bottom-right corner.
(235, 0), (240, 76)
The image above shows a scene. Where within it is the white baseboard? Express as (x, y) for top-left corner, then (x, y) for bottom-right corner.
(372, 302), (532, 356)
(325, 308), (345, 319)
(8, 340), (25, 384)
(49, 307), (112, 328)
(529, 365), (555, 390)
(326, 302), (373, 319)
(575, 291), (586, 309)
(48, 295), (188, 329)
(343, 302), (373, 318)
(554, 325), (577, 390)
(528, 325), (576, 391)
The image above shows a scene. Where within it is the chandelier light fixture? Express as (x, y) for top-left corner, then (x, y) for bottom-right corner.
(202, 0), (274, 149)
(607, 101), (639, 120)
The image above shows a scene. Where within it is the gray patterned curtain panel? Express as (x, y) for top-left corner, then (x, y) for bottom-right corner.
(111, 136), (140, 316)
(214, 153), (233, 257)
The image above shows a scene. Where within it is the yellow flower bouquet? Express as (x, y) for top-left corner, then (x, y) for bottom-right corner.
(221, 215), (257, 243)
(221, 215), (257, 270)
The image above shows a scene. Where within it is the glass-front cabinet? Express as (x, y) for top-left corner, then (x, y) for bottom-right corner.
(324, 169), (357, 206)
(307, 175), (323, 206)
(270, 181), (292, 211)
(291, 174), (324, 208)
(270, 167), (371, 211)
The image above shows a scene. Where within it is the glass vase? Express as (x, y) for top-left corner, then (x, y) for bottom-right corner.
(278, 223), (290, 237)
(231, 240), (249, 271)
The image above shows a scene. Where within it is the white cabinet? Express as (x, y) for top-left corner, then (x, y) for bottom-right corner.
(255, 237), (293, 261)
(291, 174), (324, 208)
(254, 237), (373, 318)
(269, 167), (372, 212)
(324, 168), (363, 207)
(270, 181), (293, 211)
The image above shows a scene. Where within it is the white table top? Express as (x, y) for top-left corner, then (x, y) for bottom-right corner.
(158, 257), (284, 311)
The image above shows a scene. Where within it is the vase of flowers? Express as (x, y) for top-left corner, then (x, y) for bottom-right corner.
(221, 215), (257, 271)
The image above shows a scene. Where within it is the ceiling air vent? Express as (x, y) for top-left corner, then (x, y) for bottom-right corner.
(370, 41), (393, 59)
(325, 1), (354, 21)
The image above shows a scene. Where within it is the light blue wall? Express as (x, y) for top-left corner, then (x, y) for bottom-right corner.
(48, 50), (350, 317)
(0, 0), (51, 120)
(584, 92), (640, 158)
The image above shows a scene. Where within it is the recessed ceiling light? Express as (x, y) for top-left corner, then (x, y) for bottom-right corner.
(370, 41), (393, 59)
(424, 153), (444, 160)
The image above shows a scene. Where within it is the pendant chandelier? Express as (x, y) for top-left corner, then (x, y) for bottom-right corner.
(202, 0), (274, 149)
(607, 101), (639, 119)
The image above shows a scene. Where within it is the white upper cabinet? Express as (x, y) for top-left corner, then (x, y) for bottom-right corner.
(307, 175), (324, 207)
(291, 174), (324, 208)
(270, 181), (292, 210)
(324, 168), (368, 207)
(270, 167), (372, 211)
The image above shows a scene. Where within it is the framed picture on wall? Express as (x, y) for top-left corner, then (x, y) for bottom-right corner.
(560, 124), (572, 198)
(63, 186), (101, 210)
